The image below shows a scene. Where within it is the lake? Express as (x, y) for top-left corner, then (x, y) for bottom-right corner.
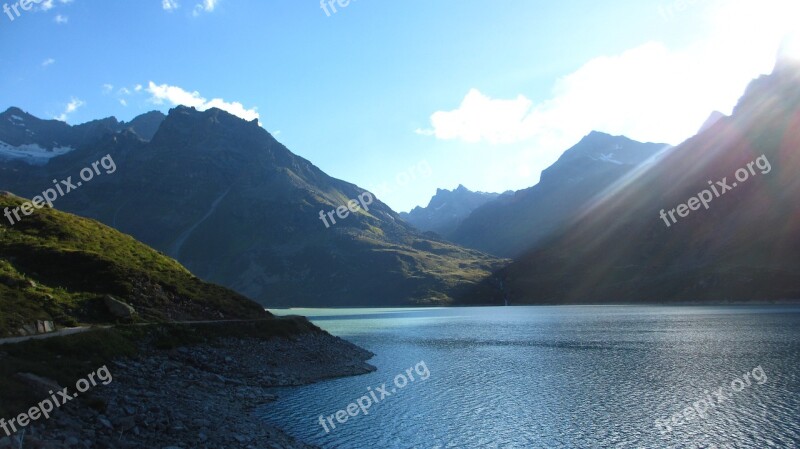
(261, 306), (800, 448)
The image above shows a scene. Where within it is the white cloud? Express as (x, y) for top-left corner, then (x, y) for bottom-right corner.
(146, 81), (260, 123)
(102, 84), (114, 94)
(192, 0), (218, 16)
(54, 14), (68, 23)
(55, 98), (85, 122)
(417, 89), (533, 145)
(417, 0), (799, 151)
(162, 0), (179, 11)
(118, 87), (132, 95)
(41, 58), (55, 67)
(41, 0), (72, 11)
(119, 99), (128, 107)
(134, 84), (143, 92)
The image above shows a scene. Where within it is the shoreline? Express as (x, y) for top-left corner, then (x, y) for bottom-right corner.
(269, 300), (800, 311)
(0, 326), (375, 449)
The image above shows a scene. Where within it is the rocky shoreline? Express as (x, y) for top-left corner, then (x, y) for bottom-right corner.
(0, 328), (375, 449)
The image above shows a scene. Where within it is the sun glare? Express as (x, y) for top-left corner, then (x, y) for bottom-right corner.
(779, 33), (800, 62)
(710, 0), (800, 50)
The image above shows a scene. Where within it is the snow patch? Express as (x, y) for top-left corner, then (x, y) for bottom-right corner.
(8, 115), (26, 127)
(0, 141), (74, 166)
(590, 153), (624, 165)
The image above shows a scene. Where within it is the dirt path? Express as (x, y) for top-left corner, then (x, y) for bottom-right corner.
(0, 326), (98, 346)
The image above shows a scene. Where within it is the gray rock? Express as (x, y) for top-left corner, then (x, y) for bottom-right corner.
(13, 328), (373, 449)
(114, 416), (136, 431)
(191, 418), (211, 427)
(103, 295), (137, 320)
(97, 416), (113, 430)
(37, 320), (55, 333)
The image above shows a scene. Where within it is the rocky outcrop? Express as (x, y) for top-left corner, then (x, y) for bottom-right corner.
(16, 320), (55, 336)
(400, 185), (505, 237)
(1, 331), (375, 449)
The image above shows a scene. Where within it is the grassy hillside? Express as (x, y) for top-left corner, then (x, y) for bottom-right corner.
(0, 192), (268, 337)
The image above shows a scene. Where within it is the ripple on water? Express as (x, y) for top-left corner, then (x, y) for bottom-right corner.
(261, 306), (800, 449)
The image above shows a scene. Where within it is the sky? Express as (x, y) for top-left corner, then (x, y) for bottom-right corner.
(0, 0), (798, 212)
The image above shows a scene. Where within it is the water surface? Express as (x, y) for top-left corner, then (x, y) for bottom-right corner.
(260, 306), (800, 448)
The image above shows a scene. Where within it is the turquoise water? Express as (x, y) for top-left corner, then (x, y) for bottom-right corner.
(260, 306), (800, 448)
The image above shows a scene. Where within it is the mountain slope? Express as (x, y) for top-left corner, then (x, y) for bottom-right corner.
(0, 191), (268, 337)
(498, 62), (800, 304)
(449, 132), (667, 257)
(399, 185), (505, 237)
(0, 107), (503, 307)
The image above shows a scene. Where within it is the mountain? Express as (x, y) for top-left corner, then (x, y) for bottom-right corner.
(448, 132), (668, 257)
(0, 107), (503, 307)
(495, 60), (800, 304)
(0, 191), (269, 337)
(0, 107), (164, 157)
(120, 110), (167, 140)
(399, 185), (506, 237)
(698, 111), (726, 134)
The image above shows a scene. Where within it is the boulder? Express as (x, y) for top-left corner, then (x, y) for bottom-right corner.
(104, 295), (137, 320)
(36, 320), (55, 333)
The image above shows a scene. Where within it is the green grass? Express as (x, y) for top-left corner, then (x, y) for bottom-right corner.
(0, 193), (268, 337)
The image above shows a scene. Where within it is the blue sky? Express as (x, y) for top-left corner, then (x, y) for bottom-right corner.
(0, 0), (797, 211)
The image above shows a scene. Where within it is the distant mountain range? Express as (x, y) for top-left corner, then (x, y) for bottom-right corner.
(492, 60), (800, 304)
(0, 106), (503, 307)
(399, 185), (508, 237)
(0, 107), (164, 160)
(407, 132), (668, 258)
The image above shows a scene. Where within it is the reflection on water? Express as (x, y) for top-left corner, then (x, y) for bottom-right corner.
(261, 306), (800, 449)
